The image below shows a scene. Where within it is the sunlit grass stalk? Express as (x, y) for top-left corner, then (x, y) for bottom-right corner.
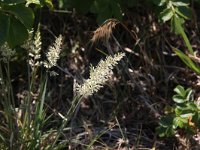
(17, 28), (49, 149)
(22, 29), (41, 129)
(22, 61), (40, 124)
(29, 75), (47, 149)
(51, 52), (125, 149)
(50, 94), (82, 149)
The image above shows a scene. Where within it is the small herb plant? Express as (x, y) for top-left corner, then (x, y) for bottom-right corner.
(157, 85), (200, 137)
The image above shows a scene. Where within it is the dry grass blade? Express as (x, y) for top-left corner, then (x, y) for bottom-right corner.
(91, 19), (120, 43)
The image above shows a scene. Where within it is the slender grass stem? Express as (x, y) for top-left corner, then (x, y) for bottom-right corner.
(50, 95), (82, 149)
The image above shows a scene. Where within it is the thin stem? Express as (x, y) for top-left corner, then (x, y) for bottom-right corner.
(50, 95), (82, 149)
(180, 29), (194, 54)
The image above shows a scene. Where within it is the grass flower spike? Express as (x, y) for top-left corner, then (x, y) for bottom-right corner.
(76, 52), (125, 97)
(22, 29), (42, 69)
(0, 43), (15, 63)
(44, 35), (63, 69)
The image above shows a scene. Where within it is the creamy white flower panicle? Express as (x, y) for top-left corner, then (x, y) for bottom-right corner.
(44, 35), (63, 69)
(22, 29), (42, 68)
(0, 43), (15, 63)
(33, 29), (42, 60)
(76, 52), (125, 97)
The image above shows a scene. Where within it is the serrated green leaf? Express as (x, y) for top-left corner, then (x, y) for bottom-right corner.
(172, 47), (200, 74)
(159, 8), (174, 22)
(0, 12), (10, 46)
(3, 4), (34, 30)
(7, 17), (28, 48)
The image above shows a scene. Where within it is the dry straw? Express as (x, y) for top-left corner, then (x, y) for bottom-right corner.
(91, 19), (120, 43)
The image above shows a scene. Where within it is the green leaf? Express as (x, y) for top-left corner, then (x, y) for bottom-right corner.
(171, 15), (184, 34)
(44, 0), (54, 9)
(176, 6), (192, 20)
(3, 4), (34, 30)
(0, 0), (25, 4)
(173, 117), (187, 128)
(156, 125), (174, 137)
(156, 126), (167, 137)
(185, 88), (193, 101)
(159, 8), (174, 22)
(175, 107), (183, 116)
(159, 115), (174, 127)
(186, 102), (197, 111)
(0, 12), (10, 46)
(193, 113), (200, 128)
(164, 105), (174, 114)
(26, 0), (54, 9)
(174, 85), (186, 97)
(172, 1), (189, 6)
(180, 112), (193, 118)
(173, 95), (187, 103)
(7, 17), (28, 48)
(172, 47), (200, 74)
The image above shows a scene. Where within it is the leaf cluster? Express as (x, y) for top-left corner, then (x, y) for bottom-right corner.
(157, 85), (200, 137)
(0, 0), (53, 48)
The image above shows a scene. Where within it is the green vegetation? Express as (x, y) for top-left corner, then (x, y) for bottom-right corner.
(1, 0), (200, 149)
(157, 85), (200, 137)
